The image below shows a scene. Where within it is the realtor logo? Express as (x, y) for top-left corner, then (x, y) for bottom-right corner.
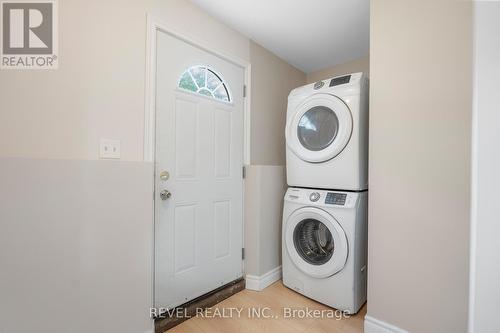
(1, 0), (58, 69)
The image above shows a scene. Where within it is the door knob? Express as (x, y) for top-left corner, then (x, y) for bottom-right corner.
(159, 189), (172, 200)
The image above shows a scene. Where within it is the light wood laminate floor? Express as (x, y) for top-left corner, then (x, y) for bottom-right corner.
(168, 280), (366, 333)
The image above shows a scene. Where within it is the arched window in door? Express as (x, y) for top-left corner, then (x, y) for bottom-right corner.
(178, 65), (231, 103)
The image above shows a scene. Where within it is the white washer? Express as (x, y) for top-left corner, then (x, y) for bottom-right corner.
(286, 72), (369, 191)
(282, 187), (367, 313)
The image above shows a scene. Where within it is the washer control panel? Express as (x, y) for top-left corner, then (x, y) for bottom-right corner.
(309, 192), (320, 202)
(285, 188), (359, 209)
(325, 192), (347, 205)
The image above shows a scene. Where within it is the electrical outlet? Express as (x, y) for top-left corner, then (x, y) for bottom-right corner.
(99, 139), (121, 159)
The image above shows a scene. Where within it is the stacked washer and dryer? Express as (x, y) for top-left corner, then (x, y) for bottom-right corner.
(282, 73), (369, 314)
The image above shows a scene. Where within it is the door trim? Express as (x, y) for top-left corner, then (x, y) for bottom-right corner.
(144, 14), (249, 309)
(144, 14), (252, 165)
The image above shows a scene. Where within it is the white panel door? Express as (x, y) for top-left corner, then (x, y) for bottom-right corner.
(155, 31), (245, 309)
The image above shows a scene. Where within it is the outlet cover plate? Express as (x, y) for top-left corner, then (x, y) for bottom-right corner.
(99, 139), (121, 159)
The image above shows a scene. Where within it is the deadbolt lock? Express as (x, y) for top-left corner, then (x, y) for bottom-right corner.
(159, 171), (170, 181)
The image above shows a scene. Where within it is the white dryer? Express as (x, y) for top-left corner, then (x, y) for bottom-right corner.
(282, 187), (367, 313)
(286, 73), (369, 191)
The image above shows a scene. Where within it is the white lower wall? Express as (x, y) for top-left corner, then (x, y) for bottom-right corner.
(0, 158), (153, 333)
(244, 165), (286, 289)
(469, 3), (500, 332)
(0, 162), (287, 331)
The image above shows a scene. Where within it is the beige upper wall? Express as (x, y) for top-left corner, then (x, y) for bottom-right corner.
(367, 1), (472, 332)
(0, 0), (147, 161)
(250, 41), (306, 165)
(0, 0), (302, 165)
(306, 56), (369, 83)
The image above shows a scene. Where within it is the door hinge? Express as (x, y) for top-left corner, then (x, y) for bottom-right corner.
(242, 166), (246, 179)
(242, 248), (245, 260)
(243, 85), (246, 98)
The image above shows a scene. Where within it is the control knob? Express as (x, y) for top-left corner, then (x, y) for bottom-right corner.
(309, 192), (320, 202)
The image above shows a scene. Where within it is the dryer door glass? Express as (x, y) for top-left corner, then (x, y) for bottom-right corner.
(297, 106), (339, 151)
(293, 218), (334, 265)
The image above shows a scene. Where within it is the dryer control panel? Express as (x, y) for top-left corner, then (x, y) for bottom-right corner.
(329, 75), (351, 87)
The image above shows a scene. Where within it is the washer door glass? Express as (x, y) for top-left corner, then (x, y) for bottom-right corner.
(285, 207), (348, 278)
(293, 218), (334, 265)
(297, 106), (339, 151)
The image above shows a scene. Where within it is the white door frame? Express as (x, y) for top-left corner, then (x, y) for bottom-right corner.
(144, 14), (251, 306)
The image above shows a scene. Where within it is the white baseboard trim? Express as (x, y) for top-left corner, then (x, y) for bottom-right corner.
(364, 315), (411, 333)
(245, 266), (282, 291)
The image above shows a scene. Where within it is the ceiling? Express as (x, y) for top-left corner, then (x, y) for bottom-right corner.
(190, 0), (369, 73)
